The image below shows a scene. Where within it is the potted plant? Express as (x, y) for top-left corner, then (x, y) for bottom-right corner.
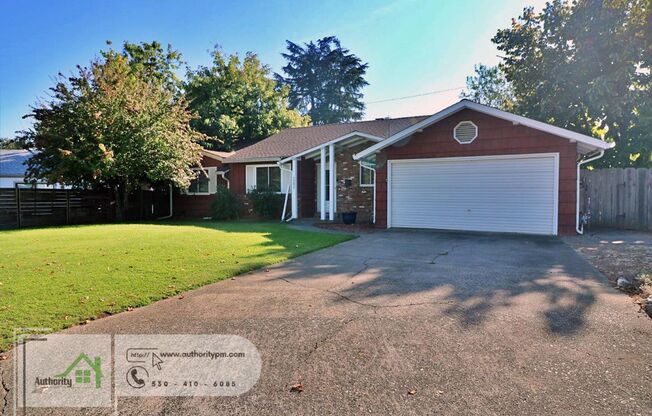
(342, 211), (357, 225)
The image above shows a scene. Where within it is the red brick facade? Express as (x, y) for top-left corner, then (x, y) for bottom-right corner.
(331, 144), (374, 223)
(173, 154), (228, 218)
(374, 109), (578, 235)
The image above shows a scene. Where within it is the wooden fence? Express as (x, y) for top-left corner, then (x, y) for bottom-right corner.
(0, 187), (113, 229)
(580, 168), (652, 231)
(0, 186), (172, 229)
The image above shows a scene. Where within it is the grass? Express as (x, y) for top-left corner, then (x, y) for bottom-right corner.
(0, 221), (353, 351)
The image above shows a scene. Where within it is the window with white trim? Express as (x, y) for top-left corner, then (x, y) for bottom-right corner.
(246, 164), (290, 193)
(360, 165), (375, 187)
(186, 168), (215, 195)
(255, 166), (281, 192)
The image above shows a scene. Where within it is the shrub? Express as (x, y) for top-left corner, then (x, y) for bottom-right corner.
(210, 186), (241, 220)
(247, 187), (284, 219)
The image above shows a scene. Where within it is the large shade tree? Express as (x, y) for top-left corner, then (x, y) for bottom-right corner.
(185, 48), (309, 151)
(18, 42), (203, 220)
(460, 64), (515, 111)
(276, 36), (369, 125)
(491, 0), (651, 167)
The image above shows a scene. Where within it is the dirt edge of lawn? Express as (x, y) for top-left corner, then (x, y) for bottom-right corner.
(564, 231), (652, 318)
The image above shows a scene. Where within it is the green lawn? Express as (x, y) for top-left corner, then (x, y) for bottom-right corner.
(0, 221), (352, 351)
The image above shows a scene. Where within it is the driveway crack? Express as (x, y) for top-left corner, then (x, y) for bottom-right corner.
(305, 315), (359, 361)
(351, 257), (371, 277)
(278, 275), (455, 310)
(429, 241), (466, 264)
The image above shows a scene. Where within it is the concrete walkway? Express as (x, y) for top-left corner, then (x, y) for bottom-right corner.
(3, 231), (651, 415)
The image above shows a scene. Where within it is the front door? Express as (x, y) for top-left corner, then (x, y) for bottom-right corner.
(316, 163), (336, 214)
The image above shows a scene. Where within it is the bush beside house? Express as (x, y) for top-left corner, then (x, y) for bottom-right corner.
(247, 188), (284, 219)
(210, 186), (241, 220)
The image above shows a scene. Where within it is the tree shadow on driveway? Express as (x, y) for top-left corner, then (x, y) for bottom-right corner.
(268, 231), (607, 336)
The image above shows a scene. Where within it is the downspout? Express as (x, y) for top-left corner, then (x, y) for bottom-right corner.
(157, 184), (174, 220)
(218, 169), (230, 189)
(358, 161), (376, 224)
(576, 150), (604, 235)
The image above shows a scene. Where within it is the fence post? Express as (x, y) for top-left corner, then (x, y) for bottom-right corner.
(15, 184), (21, 228)
(66, 189), (71, 224)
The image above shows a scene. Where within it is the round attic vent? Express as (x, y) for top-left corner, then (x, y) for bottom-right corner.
(453, 121), (478, 144)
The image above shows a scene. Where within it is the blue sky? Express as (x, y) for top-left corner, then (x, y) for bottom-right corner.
(0, 0), (546, 138)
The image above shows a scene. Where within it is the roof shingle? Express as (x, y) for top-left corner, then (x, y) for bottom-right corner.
(224, 116), (428, 163)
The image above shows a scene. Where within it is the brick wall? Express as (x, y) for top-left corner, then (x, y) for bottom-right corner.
(226, 161), (283, 218)
(173, 155), (228, 218)
(331, 143), (374, 223)
(228, 150), (375, 222)
(375, 109), (578, 235)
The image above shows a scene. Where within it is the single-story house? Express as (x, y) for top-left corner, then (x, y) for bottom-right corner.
(179, 99), (613, 235)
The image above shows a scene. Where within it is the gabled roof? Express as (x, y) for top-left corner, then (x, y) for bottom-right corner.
(0, 149), (33, 177)
(224, 116), (428, 163)
(354, 100), (614, 160)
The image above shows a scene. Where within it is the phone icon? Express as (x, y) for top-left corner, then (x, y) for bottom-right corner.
(126, 366), (148, 389)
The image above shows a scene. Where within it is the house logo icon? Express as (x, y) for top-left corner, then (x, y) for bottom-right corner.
(55, 353), (103, 389)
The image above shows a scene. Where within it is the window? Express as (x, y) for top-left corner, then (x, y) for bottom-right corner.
(360, 165), (375, 187)
(255, 166), (281, 192)
(187, 168), (216, 195)
(76, 369), (91, 384)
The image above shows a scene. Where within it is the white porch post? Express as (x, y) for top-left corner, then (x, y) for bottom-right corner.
(291, 158), (298, 220)
(320, 146), (326, 220)
(328, 143), (335, 221)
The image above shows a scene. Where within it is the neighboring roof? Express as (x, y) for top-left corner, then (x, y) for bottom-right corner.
(0, 149), (33, 177)
(224, 116), (428, 163)
(354, 100), (615, 160)
(202, 149), (235, 161)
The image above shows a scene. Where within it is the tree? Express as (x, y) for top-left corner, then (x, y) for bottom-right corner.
(0, 138), (22, 149)
(492, 0), (651, 167)
(460, 64), (515, 111)
(17, 44), (203, 220)
(185, 48), (309, 150)
(276, 36), (369, 125)
(119, 40), (184, 92)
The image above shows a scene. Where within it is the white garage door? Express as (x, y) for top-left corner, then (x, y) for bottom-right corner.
(388, 154), (559, 235)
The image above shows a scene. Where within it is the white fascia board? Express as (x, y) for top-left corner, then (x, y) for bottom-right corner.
(278, 131), (384, 164)
(353, 100), (614, 160)
(201, 150), (223, 161)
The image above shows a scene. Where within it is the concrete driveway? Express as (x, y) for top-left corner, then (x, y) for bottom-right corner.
(3, 231), (651, 415)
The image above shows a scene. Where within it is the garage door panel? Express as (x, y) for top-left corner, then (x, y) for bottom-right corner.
(389, 155), (558, 235)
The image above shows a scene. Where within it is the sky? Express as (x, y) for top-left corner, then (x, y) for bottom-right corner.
(0, 0), (548, 139)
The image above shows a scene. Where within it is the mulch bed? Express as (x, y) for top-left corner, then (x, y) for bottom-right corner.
(565, 233), (652, 316)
